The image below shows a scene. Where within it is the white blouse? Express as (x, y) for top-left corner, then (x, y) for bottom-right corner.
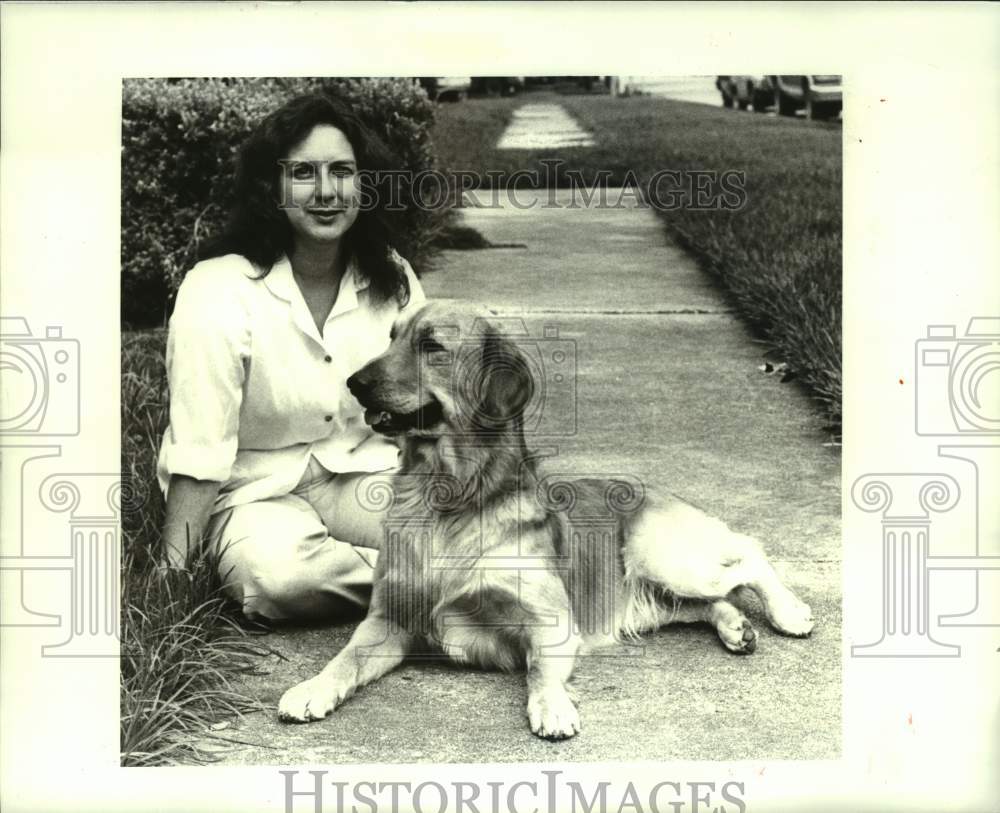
(156, 250), (425, 514)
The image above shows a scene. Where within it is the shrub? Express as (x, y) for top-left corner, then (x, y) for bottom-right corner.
(121, 77), (441, 328)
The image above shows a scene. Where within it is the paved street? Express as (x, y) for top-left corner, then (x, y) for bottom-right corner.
(617, 75), (721, 106)
(213, 189), (841, 764)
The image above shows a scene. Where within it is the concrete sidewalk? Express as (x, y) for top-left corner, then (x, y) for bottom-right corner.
(215, 190), (841, 763)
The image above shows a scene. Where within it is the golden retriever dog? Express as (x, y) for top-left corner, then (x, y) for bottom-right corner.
(277, 301), (814, 739)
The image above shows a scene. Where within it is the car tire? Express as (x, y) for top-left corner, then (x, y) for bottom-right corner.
(722, 93), (733, 108)
(806, 94), (836, 120)
(775, 86), (796, 116)
(804, 80), (821, 120)
(752, 90), (770, 112)
(738, 98), (749, 111)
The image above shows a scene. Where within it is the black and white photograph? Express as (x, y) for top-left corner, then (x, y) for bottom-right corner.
(1, 3), (998, 812)
(119, 73), (840, 768)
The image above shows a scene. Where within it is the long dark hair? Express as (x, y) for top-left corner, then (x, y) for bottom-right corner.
(199, 91), (411, 306)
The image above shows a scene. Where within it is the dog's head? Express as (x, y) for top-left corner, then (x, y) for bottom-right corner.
(347, 301), (534, 437)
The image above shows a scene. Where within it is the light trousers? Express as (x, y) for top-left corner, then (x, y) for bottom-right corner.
(206, 456), (395, 620)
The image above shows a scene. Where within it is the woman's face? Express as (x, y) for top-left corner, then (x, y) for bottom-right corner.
(279, 124), (361, 248)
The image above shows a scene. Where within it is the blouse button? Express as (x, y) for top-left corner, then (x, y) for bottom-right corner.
(324, 355), (332, 363)
(324, 415), (333, 422)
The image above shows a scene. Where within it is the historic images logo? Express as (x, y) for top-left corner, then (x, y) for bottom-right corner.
(852, 317), (1000, 658)
(1, 316), (134, 657)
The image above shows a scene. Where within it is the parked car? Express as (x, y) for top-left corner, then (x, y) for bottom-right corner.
(715, 76), (773, 112)
(769, 75), (842, 120)
(469, 76), (525, 97)
(417, 77), (472, 102)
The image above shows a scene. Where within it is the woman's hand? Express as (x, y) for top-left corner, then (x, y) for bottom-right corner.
(161, 474), (222, 570)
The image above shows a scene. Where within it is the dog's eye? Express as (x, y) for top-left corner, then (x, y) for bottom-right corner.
(420, 337), (445, 354)
(389, 325), (397, 341)
(420, 338), (452, 366)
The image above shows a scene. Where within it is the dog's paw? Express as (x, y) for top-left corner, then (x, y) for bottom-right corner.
(527, 689), (581, 740)
(769, 596), (815, 637)
(718, 617), (758, 655)
(278, 676), (345, 723)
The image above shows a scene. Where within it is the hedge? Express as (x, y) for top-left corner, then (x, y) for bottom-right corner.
(121, 77), (442, 328)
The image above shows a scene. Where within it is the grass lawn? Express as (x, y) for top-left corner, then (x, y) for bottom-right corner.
(431, 93), (842, 427)
(121, 331), (268, 765)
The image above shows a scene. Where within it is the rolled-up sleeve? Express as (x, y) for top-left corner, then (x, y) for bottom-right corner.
(156, 261), (251, 490)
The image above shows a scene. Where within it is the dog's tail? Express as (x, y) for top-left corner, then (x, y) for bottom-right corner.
(619, 575), (682, 641)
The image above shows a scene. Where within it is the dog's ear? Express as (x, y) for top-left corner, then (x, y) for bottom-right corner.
(474, 329), (534, 430)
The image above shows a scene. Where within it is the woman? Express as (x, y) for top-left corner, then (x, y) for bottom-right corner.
(157, 91), (425, 621)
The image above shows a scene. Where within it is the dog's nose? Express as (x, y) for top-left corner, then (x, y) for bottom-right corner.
(346, 369), (373, 398)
